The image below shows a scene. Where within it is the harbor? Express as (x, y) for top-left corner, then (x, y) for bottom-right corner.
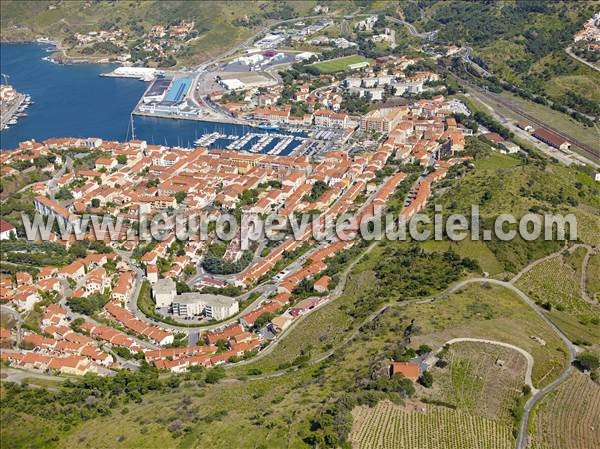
(0, 83), (32, 131)
(193, 131), (307, 155)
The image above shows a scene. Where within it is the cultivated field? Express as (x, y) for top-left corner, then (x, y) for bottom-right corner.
(516, 251), (600, 347)
(587, 254), (600, 302)
(349, 400), (514, 449)
(310, 55), (372, 73)
(528, 372), (600, 449)
(404, 284), (569, 389)
(516, 254), (589, 315)
(428, 341), (527, 423)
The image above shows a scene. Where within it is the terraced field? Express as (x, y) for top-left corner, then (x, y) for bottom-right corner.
(350, 400), (514, 449)
(528, 372), (600, 449)
(587, 254), (600, 302)
(428, 341), (527, 423)
(516, 254), (589, 315)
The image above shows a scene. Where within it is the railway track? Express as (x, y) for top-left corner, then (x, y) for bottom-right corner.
(461, 78), (599, 162)
(486, 91), (599, 162)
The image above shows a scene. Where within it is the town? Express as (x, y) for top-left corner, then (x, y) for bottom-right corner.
(2, 3), (600, 449)
(1, 28), (592, 377)
(0, 81), (480, 375)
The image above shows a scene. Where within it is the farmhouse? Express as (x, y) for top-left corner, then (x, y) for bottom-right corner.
(390, 361), (420, 382)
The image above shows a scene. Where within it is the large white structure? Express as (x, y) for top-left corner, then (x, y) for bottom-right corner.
(220, 78), (246, 91)
(153, 278), (176, 308)
(105, 66), (157, 81)
(234, 54), (264, 66)
(172, 293), (239, 320)
(295, 51), (316, 61)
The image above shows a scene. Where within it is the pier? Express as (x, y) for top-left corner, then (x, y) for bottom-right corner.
(0, 88), (30, 131)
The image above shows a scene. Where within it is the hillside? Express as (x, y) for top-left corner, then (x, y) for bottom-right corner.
(404, 1), (600, 116)
(0, 1), (319, 66)
(2, 151), (598, 449)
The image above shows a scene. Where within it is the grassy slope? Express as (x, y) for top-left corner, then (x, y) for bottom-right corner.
(2, 152), (598, 448)
(419, 1), (599, 107)
(0, 1), (314, 66)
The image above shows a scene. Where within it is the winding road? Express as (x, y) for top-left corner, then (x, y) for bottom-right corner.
(227, 249), (585, 449)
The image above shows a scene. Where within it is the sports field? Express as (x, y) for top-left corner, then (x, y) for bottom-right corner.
(310, 55), (372, 73)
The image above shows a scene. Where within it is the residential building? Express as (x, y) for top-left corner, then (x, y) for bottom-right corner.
(171, 293), (239, 320)
(153, 278), (176, 308)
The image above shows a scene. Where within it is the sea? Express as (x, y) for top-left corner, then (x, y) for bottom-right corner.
(0, 42), (302, 154)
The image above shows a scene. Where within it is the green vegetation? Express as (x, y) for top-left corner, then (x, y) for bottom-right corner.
(67, 292), (110, 316)
(422, 1), (599, 115)
(310, 55), (372, 74)
(528, 371), (600, 449)
(201, 241), (253, 275)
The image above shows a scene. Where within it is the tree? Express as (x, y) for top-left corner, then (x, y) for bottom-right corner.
(175, 191), (187, 204)
(116, 154), (127, 165)
(576, 352), (599, 372)
(419, 371), (433, 388)
(91, 198), (100, 208)
(416, 344), (432, 356)
(205, 366), (226, 384)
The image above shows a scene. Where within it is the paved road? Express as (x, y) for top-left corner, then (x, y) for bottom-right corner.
(579, 245), (596, 304)
(511, 243), (597, 306)
(0, 367), (64, 389)
(230, 272), (580, 449)
(47, 156), (73, 198)
(565, 46), (600, 73)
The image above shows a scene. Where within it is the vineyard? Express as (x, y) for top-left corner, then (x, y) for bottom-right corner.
(587, 254), (600, 302)
(428, 341), (527, 423)
(403, 284), (568, 389)
(349, 400), (514, 449)
(516, 254), (592, 316)
(573, 210), (600, 247)
(528, 372), (600, 449)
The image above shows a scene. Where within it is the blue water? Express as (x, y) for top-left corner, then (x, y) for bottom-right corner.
(0, 43), (303, 153)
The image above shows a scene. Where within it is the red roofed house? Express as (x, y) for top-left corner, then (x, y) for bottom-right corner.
(390, 361), (420, 382)
(0, 219), (16, 240)
(313, 276), (330, 293)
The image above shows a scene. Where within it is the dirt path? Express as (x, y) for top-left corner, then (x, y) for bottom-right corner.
(580, 245), (596, 304)
(432, 337), (537, 393)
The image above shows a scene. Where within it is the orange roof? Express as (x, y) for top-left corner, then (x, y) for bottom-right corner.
(391, 361), (420, 381)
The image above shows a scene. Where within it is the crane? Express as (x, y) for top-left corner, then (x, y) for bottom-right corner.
(1, 73), (9, 85)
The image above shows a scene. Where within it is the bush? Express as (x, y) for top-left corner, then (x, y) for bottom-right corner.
(575, 352), (600, 372)
(419, 371), (434, 388)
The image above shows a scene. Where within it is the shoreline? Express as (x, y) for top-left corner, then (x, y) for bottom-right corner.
(133, 110), (246, 125)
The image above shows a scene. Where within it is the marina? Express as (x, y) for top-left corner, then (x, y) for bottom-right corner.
(0, 42), (329, 158)
(193, 130), (306, 155)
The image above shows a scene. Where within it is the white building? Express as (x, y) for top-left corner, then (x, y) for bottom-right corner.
(171, 293), (239, 320)
(295, 51), (316, 61)
(153, 278), (176, 308)
(220, 78), (246, 91)
(0, 219), (16, 240)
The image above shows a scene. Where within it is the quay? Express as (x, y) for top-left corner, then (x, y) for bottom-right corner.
(0, 88), (30, 131)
